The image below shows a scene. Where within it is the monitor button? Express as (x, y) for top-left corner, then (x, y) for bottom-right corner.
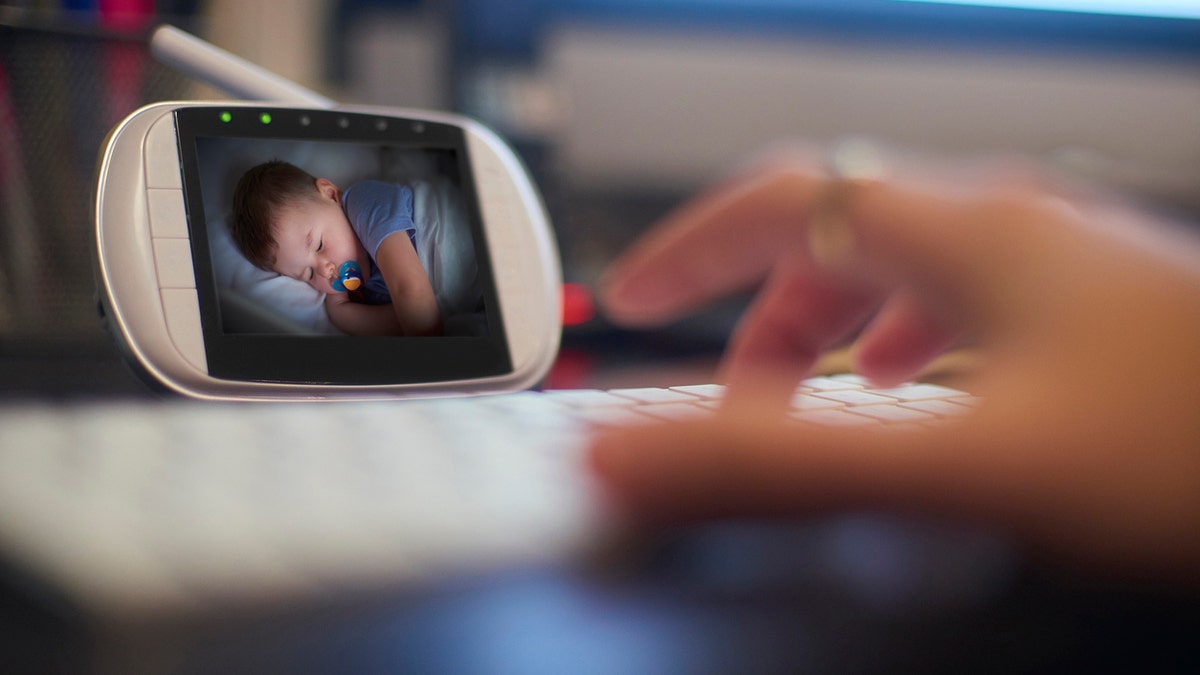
(153, 238), (196, 289)
(144, 113), (183, 190)
(160, 288), (207, 373)
(147, 188), (188, 238)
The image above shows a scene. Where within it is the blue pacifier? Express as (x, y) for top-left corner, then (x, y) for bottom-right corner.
(332, 260), (363, 293)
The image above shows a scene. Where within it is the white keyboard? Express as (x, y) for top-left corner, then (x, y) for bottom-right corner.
(0, 376), (975, 620)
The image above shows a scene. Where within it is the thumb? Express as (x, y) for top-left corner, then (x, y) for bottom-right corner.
(588, 409), (1012, 528)
(589, 401), (1200, 581)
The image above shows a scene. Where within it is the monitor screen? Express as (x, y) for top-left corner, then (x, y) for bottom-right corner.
(175, 106), (512, 385)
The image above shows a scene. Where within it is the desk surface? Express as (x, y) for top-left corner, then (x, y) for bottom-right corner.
(4, 519), (1197, 675)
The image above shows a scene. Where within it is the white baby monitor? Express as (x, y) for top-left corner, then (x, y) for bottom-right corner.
(93, 28), (561, 400)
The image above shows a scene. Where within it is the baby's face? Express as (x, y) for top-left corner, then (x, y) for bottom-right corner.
(271, 179), (368, 295)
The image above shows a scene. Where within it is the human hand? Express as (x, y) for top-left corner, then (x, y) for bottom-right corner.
(591, 145), (1200, 581)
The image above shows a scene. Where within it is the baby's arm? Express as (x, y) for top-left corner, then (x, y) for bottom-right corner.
(324, 293), (404, 336)
(375, 235), (443, 336)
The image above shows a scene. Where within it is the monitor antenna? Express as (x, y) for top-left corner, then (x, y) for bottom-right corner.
(149, 24), (335, 108)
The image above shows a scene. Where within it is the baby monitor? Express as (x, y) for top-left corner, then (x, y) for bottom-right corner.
(94, 30), (560, 400)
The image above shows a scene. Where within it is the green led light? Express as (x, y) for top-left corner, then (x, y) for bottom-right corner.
(219, 111), (232, 123)
(259, 112), (272, 124)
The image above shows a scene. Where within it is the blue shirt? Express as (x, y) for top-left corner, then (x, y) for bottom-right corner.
(341, 181), (418, 305)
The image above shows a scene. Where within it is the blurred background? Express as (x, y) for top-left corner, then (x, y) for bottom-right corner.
(2, 0), (1199, 395)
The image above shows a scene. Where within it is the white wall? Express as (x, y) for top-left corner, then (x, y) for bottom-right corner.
(544, 25), (1200, 197)
(198, 5), (1200, 206)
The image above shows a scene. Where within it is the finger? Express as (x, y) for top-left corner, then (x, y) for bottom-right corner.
(851, 292), (960, 387)
(718, 260), (878, 406)
(836, 180), (1070, 330)
(589, 406), (1011, 528)
(602, 154), (1073, 333)
(600, 162), (825, 326)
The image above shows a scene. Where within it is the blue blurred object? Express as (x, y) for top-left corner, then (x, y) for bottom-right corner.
(453, 0), (1200, 56)
(890, 0), (1200, 20)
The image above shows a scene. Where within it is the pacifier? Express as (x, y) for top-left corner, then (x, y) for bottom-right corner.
(332, 260), (363, 293)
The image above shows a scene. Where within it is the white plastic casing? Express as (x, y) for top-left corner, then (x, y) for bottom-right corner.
(94, 102), (562, 401)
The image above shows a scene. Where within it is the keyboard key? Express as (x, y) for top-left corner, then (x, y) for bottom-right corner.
(865, 383), (964, 401)
(811, 389), (899, 406)
(609, 387), (705, 404)
(570, 406), (653, 426)
(800, 376), (864, 391)
(541, 389), (634, 407)
(827, 373), (875, 386)
(846, 405), (936, 423)
(669, 384), (726, 400)
(792, 408), (880, 427)
(636, 402), (714, 422)
(790, 393), (844, 411)
(899, 399), (974, 417)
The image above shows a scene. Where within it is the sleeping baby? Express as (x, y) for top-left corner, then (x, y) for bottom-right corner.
(231, 160), (445, 336)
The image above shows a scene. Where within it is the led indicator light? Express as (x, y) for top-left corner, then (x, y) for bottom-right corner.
(219, 111), (232, 123)
(260, 113), (272, 124)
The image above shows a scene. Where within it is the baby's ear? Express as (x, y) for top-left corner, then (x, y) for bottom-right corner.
(314, 177), (340, 201)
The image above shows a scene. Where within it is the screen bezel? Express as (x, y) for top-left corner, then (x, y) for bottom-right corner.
(174, 106), (513, 385)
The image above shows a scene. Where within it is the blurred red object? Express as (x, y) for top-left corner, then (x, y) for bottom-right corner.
(561, 282), (595, 327)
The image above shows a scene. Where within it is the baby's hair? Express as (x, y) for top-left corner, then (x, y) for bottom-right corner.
(231, 160), (320, 270)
